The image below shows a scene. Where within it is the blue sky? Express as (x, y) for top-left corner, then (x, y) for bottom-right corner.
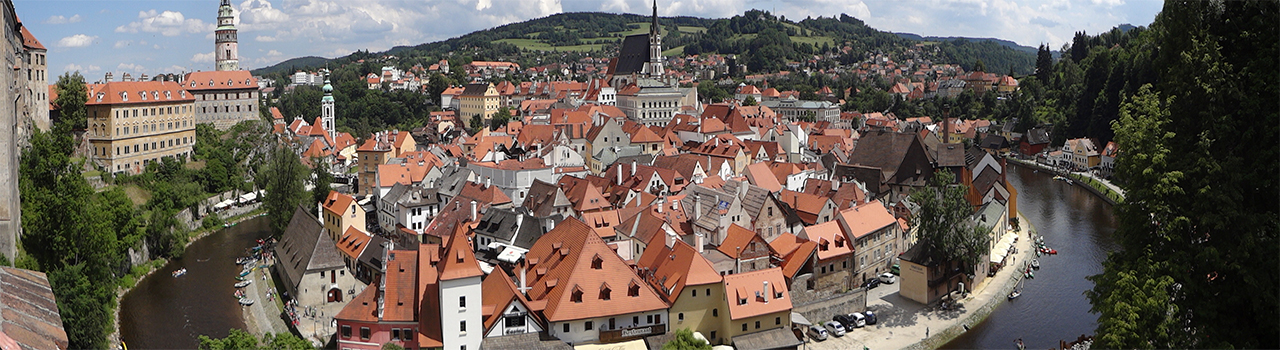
(20, 0), (1163, 81)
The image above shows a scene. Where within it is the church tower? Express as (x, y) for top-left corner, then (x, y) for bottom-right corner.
(646, 1), (664, 79)
(215, 0), (240, 71)
(321, 79), (335, 141)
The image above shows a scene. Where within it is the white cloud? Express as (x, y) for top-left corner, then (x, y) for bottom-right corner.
(56, 34), (96, 48)
(116, 10), (211, 36)
(266, 50), (284, 56)
(154, 44), (162, 50)
(1090, 0), (1124, 8)
(191, 52), (216, 63)
(255, 35), (278, 42)
(118, 63), (145, 72)
(113, 40), (133, 49)
(44, 14), (82, 24)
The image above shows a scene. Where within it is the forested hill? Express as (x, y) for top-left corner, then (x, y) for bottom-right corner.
(251, 11), (1037, 76)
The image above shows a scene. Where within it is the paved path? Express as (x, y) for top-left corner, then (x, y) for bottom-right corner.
(1072, 171), (1125, 198)
(803, 213), (1036, 350)
(241, 260), (288, 337)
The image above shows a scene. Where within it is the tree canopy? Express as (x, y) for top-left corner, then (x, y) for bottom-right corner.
(907, 171), (989, 268)
(1086, 1), (1278, 348)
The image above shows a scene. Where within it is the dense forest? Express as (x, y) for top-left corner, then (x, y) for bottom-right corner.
(1082, 1), (1277, 348)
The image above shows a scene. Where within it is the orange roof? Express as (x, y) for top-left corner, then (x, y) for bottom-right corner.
(377, 162), (430, 188)
(19, 26), (44, 50)
(722, 267), (791, 320)
(768, 232), (817, 279)
(580, 209), (621, 239)
(717, 224), (771, 259)
(85, 81), (193, 105)
(183, 70), (257, 91)
(321, 191), (357, 218)
(457, 181), (512, 206)
(636, 237), (722, 303)
(481, 268), (532, 330)
(629, 124), (663, 143)
(744, 162), (783, 192)
(336, 226), (372, 259)
(438, 223), (484, 280)
(521, 218), (669, 322)
(804, 220), (851, 261)
(837, 201), (897, 240)
(270, 107), (284, 120)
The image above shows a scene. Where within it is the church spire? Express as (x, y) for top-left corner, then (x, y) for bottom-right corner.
(651, 0), (658, 35)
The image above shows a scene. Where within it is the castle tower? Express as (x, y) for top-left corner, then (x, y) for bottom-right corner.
(321, 79), (335, 141)
(646, 1), (664, 79)
(215, 0), (239, 71)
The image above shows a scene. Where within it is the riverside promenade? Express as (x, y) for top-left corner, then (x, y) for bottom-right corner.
(806, 212), (1037, 350)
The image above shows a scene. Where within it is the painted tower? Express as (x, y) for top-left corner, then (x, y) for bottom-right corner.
(646, 1), (664, 79)
(215, 0), (239, 71)
(321, 79), (335, 141)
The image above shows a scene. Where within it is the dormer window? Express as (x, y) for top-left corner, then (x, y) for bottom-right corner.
(208, 79), (214, 87)
(571, 288), (583, 303)
(738, 297), (748, 305)
(591, 255), (603, 270)
(599, 285), (611, 300)
(152, 91), (159, 100)
(227, 79), (234, 86)
(120, 92), (128, 101)
(628, 282), (640, 297)
(164, 91), (171, 99)
(180, 90), (186, 98)
(138, 91), (147, 101)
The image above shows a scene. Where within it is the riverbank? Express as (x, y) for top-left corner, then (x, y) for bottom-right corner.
(812, 211), (1037, 350)
(108, 208), (266, 349)
(1006, 158), (1124, 204)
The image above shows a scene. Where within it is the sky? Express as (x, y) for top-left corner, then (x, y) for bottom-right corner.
(19, 0), (1164, 81)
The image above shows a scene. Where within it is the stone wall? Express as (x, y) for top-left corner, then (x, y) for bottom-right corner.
(791, 275), (867, 324)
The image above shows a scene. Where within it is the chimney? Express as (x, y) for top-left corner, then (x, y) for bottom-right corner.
(105, 72), (114, 82)
(694, 193), (701, 220)
(518, 264), (530, 295)
(763, 280), (770, 303)
(631, 160), (637, 177)
(696, 233), (705, 253)
(122, 72), (133, 82)
(617, 164), (623, 184)
(470, 200), (478, 221)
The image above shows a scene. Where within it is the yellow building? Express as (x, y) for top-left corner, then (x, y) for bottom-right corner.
(720, 267), (792, 347)
(321, 191), (366, 244)
(84, 81), (196, 174)
(458, 83), (499, 123)
(638, 239), (728, 344)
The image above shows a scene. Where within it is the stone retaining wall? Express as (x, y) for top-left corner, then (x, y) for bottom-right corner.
(792, 286), (867, 324)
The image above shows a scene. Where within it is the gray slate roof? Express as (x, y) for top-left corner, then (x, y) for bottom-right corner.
(732, 327), (803, 350)
(481, 332), (572, 350)
(612, 34), (652, 76)
(276, 206), (344, 290)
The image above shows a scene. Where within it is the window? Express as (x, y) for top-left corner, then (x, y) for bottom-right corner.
(571, 289), (583, 303)
(742, 323), (748, 331)
(756, 321), (761, 329)
(710, 331), (716, 340)
(460, 320), (467, 333)
(392, 328), (400, 341)
(563, 323), (570, 333)
(678, 313), (684, 321)
(341, 325), (351, 338)
(634, 316), (640, 325)
(706, 288), (711, 296)
(584, 321), (593, 331)
(359, 327), (370, 340)
(692, 289), (697, 297)
(460, 296), (466, 309)
(629, 284), (640, 297)
(776, 317), (781, 325)
(655, 314), (661, 323)
(600, 287), (611, 300)
(646, 315), (653, 324)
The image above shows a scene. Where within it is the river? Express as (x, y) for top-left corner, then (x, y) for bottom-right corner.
(941, 165), (1119, 349)
(119, 217), (272, 349)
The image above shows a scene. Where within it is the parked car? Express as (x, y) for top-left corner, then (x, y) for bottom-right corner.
(864, 311), (878, 325)
(823, 321), (846, 337)
(807, 325), (829, 341)
(864, 278), (881, 289)
(848, 312), (867, 328)
(879, 272), (897, 284)
(833, 314), (855, 330)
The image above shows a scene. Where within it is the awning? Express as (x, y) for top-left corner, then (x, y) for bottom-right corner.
(790, 312), (813, 326)
(989, 232), (1017, 264)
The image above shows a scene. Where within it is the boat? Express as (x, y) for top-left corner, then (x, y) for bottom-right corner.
(172, 268), (187, 277)
(1031, 259), (1041, 269)
(234, 280), (252, 288)
(238, 298), (255, 306)
(1053, 175), (1067, 181)
(1039, 247), (1058, 255)
(1008, 290), (1021, 300)
(238, 269), (253, 277)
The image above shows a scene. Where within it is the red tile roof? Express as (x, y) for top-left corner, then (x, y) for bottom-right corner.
(804, 220), (851, 261)
(636, 237), (722, 303)
(722, 267), (791, 320)
(520, 218), (669, 322)
(85, 81), (193, 105)
(768, 233), (817, 279)
(183, 70), (257, 91)
(438, 223), (484, 280)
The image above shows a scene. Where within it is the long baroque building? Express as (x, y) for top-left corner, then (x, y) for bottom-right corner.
(84, 81), (196, 174)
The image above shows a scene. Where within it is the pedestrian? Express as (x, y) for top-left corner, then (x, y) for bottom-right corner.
(926, 327), (929, 337)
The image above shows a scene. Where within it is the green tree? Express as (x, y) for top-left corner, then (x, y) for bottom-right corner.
(489, 107), (513, 131)
(262, 332), (315, 350)
(741, 96), (757, 106)
(662, 328), (711, 350)
(53, 72), (88, 130)
(310, 157), (333, 209)
(263, 143), (307, 236)
(1035, 44), (1054, 83)
(1086, 2), (1279, 348)
(697, 83), (730, 103)
(48, 264), (113, 350)
(907, 171), (989, 270)
(469, 114), (484, 134)
(381, 343), (406, 350)
(198, 329), (261, 350)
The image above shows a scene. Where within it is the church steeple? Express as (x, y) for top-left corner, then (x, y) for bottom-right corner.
(646, 0), (664, 79)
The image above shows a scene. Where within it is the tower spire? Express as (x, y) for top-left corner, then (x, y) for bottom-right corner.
(651, 1), (658, 34)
